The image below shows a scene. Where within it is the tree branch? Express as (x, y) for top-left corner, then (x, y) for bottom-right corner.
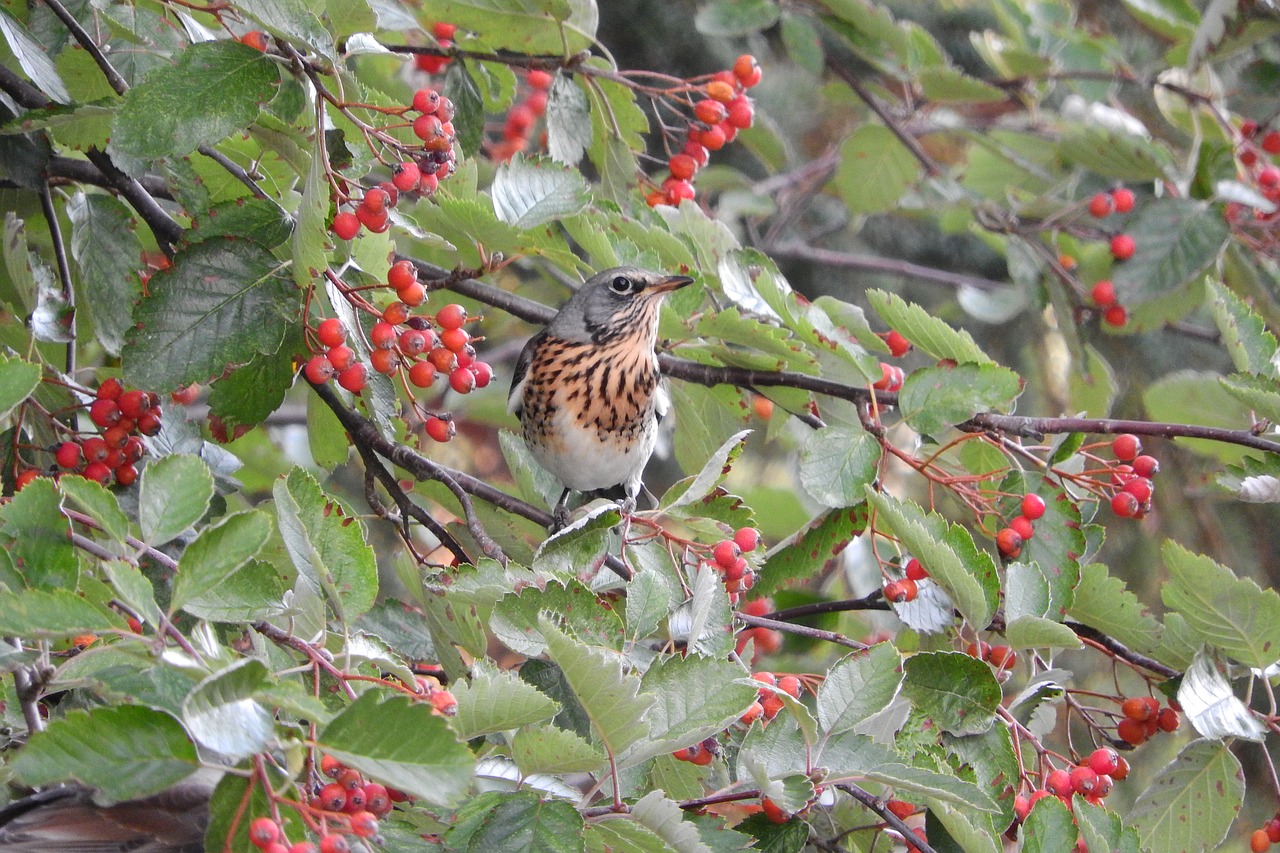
(825, 59), (943, 178)
(835, 783), (939, 853)
(770, 241), (1007, 293)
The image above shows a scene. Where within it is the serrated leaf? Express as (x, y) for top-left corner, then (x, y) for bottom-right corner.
(206, 345), (297, 429)
(0, 9), (70, 103)
(171, 510), (271, 613)
(179, 558), (286, 623)
(292, 125), (326, 287)
(67, 193), (142, 355)
(1073, 797), (1140, 853)
(181, 659), (272, 760)
(0, 477), (76, 589)
(0, 588), (126, 637)
(320, 692), (475, 806)
(541, 617), (654, 759)
(274, 467), (378, 621)
(867, 289), (993, 365)
(138, 454), (214, 546)
(101, 559), (162, 629)
(631, 791), (713, 853)
(1128, 739), (1244, 853)
(817, 643), (904, 738)
(493, 155), (590, 227)
(817, 732), (999, 811)
(798, 427), (881, 508)
(1219, 373), (1280, 423)
(447, 789), (585, 853)
(512, 724), (603, 775)
(754, 505), (869, 597)
(237, 0), (334, 58)
(0, 353), (39, 421)
(834, 125), (921, 214)
(898, 363), (1021, 435)
(492, 578), (626, 656)
(901, 651), (1000, 736)
(1142, 370), (1254, 464)
(122, 237), (297, 393)
(1160, 540), (1280, 668)
(1111, 199), (1231, 305)
(694, 0), (780, 35)
(866, 490), (997, 628)
(547, 74), (592, 165)
(927, 803), (1002, 853)
(1005, 616), (1083, 650)
(11, 706), (197, 805)
(662, 429), (751, 510)
(619, 655), (758, 767)
(111, 41), (280, 160)
(1022, 793), (1076, 852)
(1208, 279), (1278, 377)
(1058, 124), (1175, 181)
(414, 1), (596, 54)
(585, 818), (676, 853)
(1178, 648), (1266, 741)
(450, 669), (561, 740)
(918, 66), (1007, 103)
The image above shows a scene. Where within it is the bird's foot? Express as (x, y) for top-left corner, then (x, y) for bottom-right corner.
(618, 495), (637, 516)
(550, 505), (572, 533)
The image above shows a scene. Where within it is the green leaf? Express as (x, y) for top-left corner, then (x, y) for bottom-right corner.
(11, 706), (197, 805)
(274, 467), (378, 621)
(547, 74), (592, 165)
(1073, 797), (1141, 853)
(898, 364), (1022, 436)
(0, 352), (39, 421)
(0, 8), (70, 103)
(512, 724), (603, 775)
(492, 155), (590, 227)
(530, 505), (620, 577)
(122, 237), (297, 393)
(1058, 125), (1175, 181)
(319, 692), (475, 807)
(181, 659), (272, 760)
(138, 454), (214, 546)
(865, 490), (998, 628)
(798, 427), (881, 508)
(834, 125), (921, 214)
(449, 669), (561, 740)
(1208, 278), (1278, 377)
(418, 1), (596, 54)
(292, 123), (326, 288)
(901, 651), (1001, 736)
(447, 790), (585, 853)
(173, 558), (286, 623)
(1160, 540), (1280, 668)
(1021, 793), (1076, 852)
(206, 345), (297, 430)
(927, 803), (1002, 853)
(0, 588), (126, 637)
(541, 617), (654, 759)
(188, 197), (292, 249)
(584, 818), (672, 853)
(1142, 370), (1254, 464)
(1111, 200), (1230, 305)
(491, 578), (626, 656)
(0, 477), (76, 589)
(1219, 373), (1280, 424)
(817, 732), (999, 811)
(1128, 739), (1244, 853)
(918, 66), (1007, 103)
(694, 0), (781, 35)
(661, 429), (751, 510)
(65, 193), (142, 355)
(445, 61), (486, 157)
(101, 559), (162, 630)
(58, 466), (130, 545)
(754, 504), (869, 597)
(171, 510), (271, 613)
(111, 41), (281, 161)
(1005, 615), (1082, 650)
(817, 643), (904, 737)
(237, 0), (335, 59)
(867, 289), (994, 365)
(619, 655), (759, 767)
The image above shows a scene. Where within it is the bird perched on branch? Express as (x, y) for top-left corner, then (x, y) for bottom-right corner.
(508, 266), (694, 529)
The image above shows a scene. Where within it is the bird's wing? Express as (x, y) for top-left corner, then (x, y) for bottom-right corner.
(507, 332), (543, 418)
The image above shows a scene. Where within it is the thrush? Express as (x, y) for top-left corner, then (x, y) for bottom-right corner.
(508, 266), (694, 528)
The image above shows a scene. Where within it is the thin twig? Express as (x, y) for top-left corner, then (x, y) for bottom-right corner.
(770, 242), (1006, 293)
(39, 183), (76, 375)
(738, 612), (867, 651)
(43, 0), (128, 96)
(835, 783), (938, 853)
(252, 620), (358, 700)
(825, 60), (943, 178)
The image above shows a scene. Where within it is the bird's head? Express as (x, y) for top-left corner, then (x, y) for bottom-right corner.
(547, 267), (695, 344)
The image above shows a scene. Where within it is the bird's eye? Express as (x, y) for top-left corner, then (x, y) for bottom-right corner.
(609, 275), (633, 294)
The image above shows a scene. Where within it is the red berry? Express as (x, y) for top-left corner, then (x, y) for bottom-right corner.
(118, 389), (149, 419)
(349, 809), (379, 838)
(1266, 818), (1280, 844)
(436, 303), (467, 330)
(904, 558), (927, 581)
(1157, 707), (1179, 732)
(1088, 192), (1113, 218)
(996, 527), (1022, 559)
(1110, 233), (1136, 260)
(987, 645), (1016, 668)
(1069, 765), (1098, 796)
(412, 88), (440, 114)
(90, 398), (121, 428)
(426, 415), (454, 442)
(1110, 491), (1139, 517)
(1264, 130), (1280, 154)
(320, 754), (344, 778)
(1112, 433), (1141, 461)
(400, 282), (427, 306)
(407, 360), (436, 388)
(696, 124), (726, 151)
(363, 782), (391, 816)
(884, 329), (911, 357)
(663, 178), (696, 204)
(55, 441), (82, 469)
(332, 211), (360, 240)
(1122, 477), (1152, 503)
(1252, 829), (1272, 853)
(471, 361), (493, 389)
(733, 527), (760, 552)
(433, 21), (457, 39)
(290, 844), (319, 853)
(439, 327), (470, 352)
(318, 781), (347, 811)
(317, 318), (346, 348)
(1091, 279), (1117, 307)
(413, 114), (443, 142)
(249, 817), (280, 847)
(369, 348), (399, 375)
(337, 364), (367, 393)
(1111, 187), (1135, 213)
(389, 162), (420, 194)
(428, 347), (458, 372)
(694, 98), (727, 126)
(319, 836), (350, 853)
(116, 463), (139, 487)
(397, 330), (428, 357)
(1102, 304), (1128, 327)
(1021, 493), (1046, 520)
(1121, 696), (1153, 721)
(668, 153), (698, 180)
(1045, 768), (1072, 797)
(83, 461), (111, 484)
(1260, 166), (1280, 189)
(712, 539), (741, 568)
(1091, 774), (1113, 800)
(1132, 454), (1159, 477)
(97, 378), (123, 400)
(739, 700), (764, 725)
(682, 141), (710, 167)
(326, 345), (355, 372)
(761, 798), (788, 824)
(449, 367), (476, 394)
(1242, 120), (1260, 137)
(1013, 794), (1031, 822)
(726, 96), (754, 129)
(239, 30), (269, 51)
(1087, 747), (1119, 776)
(1112, 755), (1130, 780)
(1010, 515), (1034, 542)
(1241, 146), (1260, 167)
(884, 578), (917, 603)
(527, 69), (553, 90)
(733, 54), (761, 87)
(370, 321), (397, 350)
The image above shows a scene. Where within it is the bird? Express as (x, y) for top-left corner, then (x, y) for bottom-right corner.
(508, 266), (694, 529)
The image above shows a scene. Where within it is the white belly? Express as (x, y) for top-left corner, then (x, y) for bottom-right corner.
(530, 408), (657, 497)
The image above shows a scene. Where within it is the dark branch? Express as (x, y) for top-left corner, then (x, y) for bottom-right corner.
(835, 784), (939, 853)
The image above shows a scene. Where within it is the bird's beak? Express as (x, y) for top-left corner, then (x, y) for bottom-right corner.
(650, 274), (695, 294)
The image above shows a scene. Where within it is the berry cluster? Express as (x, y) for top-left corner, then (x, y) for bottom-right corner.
(1089, 278), (1126, 327)
(412, 22), (456, 75)
(966, 639), (1017, 671)
(870, 329), (911, 392)
(741, 671), (802, 724)
(304, 270), (491, 443)
(993, 492), (1046, 561)
(1115, 695), (1179, 746)
(1087, 187), (1136, 219)
(735, 597), (782, 659)
(1105, 433), (1158, 519)
(707, 526), (760, 602)
(487, 69), (553, 163)
(1013, 747), (1128, 838)
(883, 556), (928, 603)
(648, 54), (762, 207)
(672, 736), (718, 765)
(50, 379), (161, 487)
(1079, 186), (1141, 327)
(1249, 812), (1280, 852)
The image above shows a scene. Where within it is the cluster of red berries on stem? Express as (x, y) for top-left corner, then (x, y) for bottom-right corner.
(1237, 121), (1280, 206)
(1013, 746), (1128, 839)
(1249, 812), (1280, 852)
(1087, 186), (1136, 219)
(870, 330), (911, 392)
(1089, 278), (1127, 328)
(1115, 694), (1178, 746)
(735, 597), (782, 660)
(1104, 433), (1158, 519)
(966, 639), (1017, 671)
(648, 54), (762, 207)
(44, 379), (161, 488)
(412, 22), (456, 75)
(742, 671), (802, 724)
(671, 736), (718, 766)
(883, 556), (928, 604)
(994, 491), (1046, 561)
(488, 69), (553, 162)
(707, 526), (760, 602)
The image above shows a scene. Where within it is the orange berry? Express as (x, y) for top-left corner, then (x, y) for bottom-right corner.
(706, 80), (736, 102)
(761, 798), (788, 824)
(1252, 829), (1271, 853)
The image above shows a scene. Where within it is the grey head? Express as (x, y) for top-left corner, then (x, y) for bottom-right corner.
(545, 266), (694, 343)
